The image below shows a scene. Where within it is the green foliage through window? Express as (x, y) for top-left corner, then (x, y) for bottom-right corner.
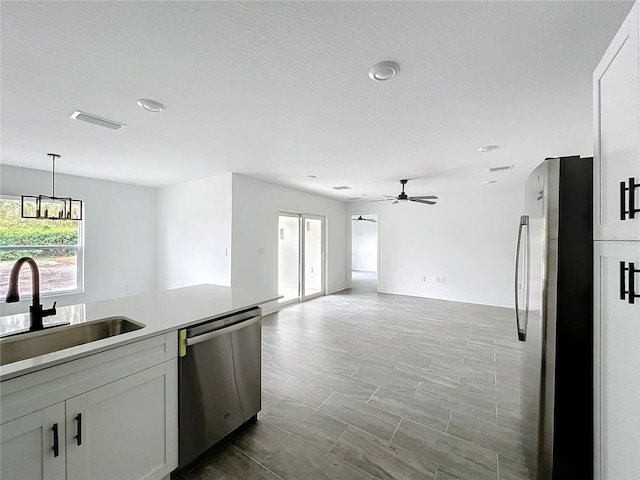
(0, 198), (79, 261)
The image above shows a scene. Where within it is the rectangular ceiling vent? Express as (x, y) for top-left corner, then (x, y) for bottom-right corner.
(70, 111), (126, 130)
(488, 165), (514, 173)
(332, 186), (352, 190)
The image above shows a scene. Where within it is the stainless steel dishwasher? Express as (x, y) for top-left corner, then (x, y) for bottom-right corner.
(177, 306), (262, 468)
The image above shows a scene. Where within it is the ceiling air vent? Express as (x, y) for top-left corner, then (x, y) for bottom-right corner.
(332, 186), (352, 190)
(70, 111), (126, 130)
(488, 165), (514, 173)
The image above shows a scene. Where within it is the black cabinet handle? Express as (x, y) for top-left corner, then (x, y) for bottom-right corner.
(52, 423), (59, 457)
(620, 181), (627, 221)
(630, 178), (638, 219)
(620, 261), (640, 304)
(75, 413), (82, 446)
(628, 262), (639, 305)
(620, 177), (640, 220)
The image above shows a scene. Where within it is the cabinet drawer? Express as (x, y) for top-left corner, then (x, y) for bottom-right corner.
(1, 333), (173, 425)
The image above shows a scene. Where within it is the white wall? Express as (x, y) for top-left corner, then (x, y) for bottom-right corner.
(348, 186), (523, 307)
(157, 173), (232, 289)
(231, 174), (348, 301)
(0, 164), (157, 315)
(351, 215), (378, 272)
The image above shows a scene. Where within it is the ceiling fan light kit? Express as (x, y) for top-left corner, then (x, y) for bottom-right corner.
(21, 153), (83, 221)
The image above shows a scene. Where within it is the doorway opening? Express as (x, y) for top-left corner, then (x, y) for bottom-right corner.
(351, 213), (378, 291)
(278, 212), (325, 306)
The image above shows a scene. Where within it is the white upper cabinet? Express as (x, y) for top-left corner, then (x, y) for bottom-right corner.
(594, 2), (640, 241)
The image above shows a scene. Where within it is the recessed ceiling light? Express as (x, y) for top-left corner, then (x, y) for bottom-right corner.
(478, 145), (499, 153)
(137, 99), (166, 113)
(368, 61), (400, 82)
(70, 111), (126, 130)
(306, 175), (317, 180)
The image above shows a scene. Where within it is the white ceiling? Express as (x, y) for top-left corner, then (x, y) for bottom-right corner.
(0, 1), (633, 200)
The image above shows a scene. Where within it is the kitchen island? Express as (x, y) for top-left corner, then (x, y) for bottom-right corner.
(0, 284), (278, 480)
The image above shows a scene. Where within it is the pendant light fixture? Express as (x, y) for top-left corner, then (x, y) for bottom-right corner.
(21, 153), (83, 221)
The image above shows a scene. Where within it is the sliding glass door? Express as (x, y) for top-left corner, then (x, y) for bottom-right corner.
(278, 213), (300, 305)
(278, 213), (324, 305)
(302, 215), (324, 300)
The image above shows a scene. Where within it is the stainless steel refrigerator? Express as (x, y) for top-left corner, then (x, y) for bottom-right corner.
(514, 155), (593, 480)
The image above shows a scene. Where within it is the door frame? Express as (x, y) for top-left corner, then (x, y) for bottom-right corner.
(348, 211), (380, 291)
(301, 213), (326, 302)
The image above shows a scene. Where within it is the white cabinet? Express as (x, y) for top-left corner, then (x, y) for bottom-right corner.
(1, 403), (66, 480)
(593, 1), (640, 241)
(594, 241), (640, 479)
(66, 362), (177, 480)
(0, 333), (178, 480)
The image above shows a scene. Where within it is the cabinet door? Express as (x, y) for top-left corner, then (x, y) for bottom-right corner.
(595, 241), (640, 479)
(0, 403), (66, 480)
(65, 362), (177, 480)
(593, 2), (640, 241)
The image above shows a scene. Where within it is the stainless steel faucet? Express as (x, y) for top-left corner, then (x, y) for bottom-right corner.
(6, 257), (57, 332)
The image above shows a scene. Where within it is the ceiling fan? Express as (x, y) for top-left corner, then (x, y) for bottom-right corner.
(352, 215), (376, 222)
(383, 179), (438, 205)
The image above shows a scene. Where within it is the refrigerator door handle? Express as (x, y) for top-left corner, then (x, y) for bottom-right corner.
(514, 215), (529, 341)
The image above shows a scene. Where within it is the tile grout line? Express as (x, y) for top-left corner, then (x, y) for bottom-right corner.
(445, 410), (453, 433)
(414, 380), (422, 396)
(390, 417), (403, 443)
(231, 444), (286, 480)
(316, 391), (335, 411)
(350, 367), (361, 378)
(327, 425), (349, 453)
(496, 452), (500, 480)
(366, 385), (380, 404)
(261, 431), (291, 465)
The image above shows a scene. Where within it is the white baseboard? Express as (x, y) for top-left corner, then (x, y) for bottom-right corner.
(327, 285), (347, 295)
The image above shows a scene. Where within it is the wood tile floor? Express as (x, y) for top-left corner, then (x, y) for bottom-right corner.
(174, 272), (529, 480)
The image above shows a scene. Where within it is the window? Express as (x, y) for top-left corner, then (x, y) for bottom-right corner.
(0, 196), (83, 298)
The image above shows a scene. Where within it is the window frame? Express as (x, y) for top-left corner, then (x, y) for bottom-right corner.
(0, 195), (84, 300)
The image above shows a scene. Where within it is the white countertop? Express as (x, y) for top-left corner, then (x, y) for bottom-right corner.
(0, 284), (279, 381)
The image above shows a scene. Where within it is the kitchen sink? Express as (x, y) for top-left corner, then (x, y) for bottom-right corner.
(0, 317), (145, 366)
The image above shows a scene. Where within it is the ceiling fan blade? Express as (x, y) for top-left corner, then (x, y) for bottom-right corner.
(365, 218), (376, 222)
(409, 195), (438, 200)
(410, 198), (437, 205)
(392, 200), (399, 205)
(382, 195), (396, 199)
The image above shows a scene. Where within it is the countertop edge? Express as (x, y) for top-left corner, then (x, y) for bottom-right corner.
(1, 286), (279, 382)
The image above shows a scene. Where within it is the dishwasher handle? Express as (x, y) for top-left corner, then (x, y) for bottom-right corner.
(179, 315), (261, 355)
